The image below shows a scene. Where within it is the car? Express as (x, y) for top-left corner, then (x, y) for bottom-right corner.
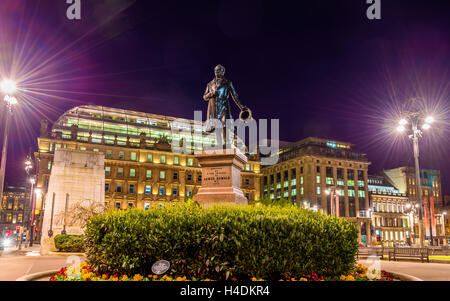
(0, 237), (13, 250)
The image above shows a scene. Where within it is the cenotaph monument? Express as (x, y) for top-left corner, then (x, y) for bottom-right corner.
(40, 149), (105, 255)
(193, 65), (252, 206)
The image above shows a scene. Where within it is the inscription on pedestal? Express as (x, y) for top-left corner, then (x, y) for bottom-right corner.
(203, 167), (231, 186)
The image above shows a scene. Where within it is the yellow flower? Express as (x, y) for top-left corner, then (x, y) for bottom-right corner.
(347, 275), (355, 281)
(133, 274), (144, 281)
(102, 274), (108, 280)
(299, 277), (308, 281)
(112, 277), (119, 281)
(251, 277), (257, 281)
(340, 275), (347, 281)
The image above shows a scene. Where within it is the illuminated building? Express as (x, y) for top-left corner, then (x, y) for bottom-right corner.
(261, 137), (371, 245)
(0, 186), (27, 238)
(368, 175), (411, 247)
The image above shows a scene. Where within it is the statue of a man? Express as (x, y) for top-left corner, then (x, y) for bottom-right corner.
(203, 65), (250, 132)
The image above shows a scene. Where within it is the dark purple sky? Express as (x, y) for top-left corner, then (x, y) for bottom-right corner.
(1, 0), (449, 194)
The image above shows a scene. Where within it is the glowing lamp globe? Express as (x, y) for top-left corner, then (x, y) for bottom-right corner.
(1, 80), (16, 94)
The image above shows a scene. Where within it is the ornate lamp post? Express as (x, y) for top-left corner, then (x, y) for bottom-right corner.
(396, 98), (435, 248)
(0, 79), (17, 218)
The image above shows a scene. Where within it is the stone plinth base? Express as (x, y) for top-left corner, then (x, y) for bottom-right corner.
(193, 147), (248, 206)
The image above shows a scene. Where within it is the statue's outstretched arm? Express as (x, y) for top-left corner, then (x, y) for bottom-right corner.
(229, 82), (245, 110)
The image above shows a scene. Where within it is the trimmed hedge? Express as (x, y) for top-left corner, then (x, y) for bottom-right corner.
(54, 234), (85, 252)
(84, 205), (358, 280)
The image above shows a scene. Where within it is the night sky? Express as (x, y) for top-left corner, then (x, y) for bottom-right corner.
(0, 0), (449, 195)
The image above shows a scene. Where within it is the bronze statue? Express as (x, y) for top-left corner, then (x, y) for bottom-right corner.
(203, 64), (251, 132)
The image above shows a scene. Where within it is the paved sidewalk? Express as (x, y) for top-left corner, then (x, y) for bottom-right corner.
(358, 259), (450, 281)
(0, 246), (85, 281)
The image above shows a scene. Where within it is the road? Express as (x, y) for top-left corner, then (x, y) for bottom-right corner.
(0, 246), (85, 281)
(358, 258), (450, 281)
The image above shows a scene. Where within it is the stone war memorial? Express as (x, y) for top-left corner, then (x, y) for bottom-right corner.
(193, 64), (252, 206)
(40, 149), (105, 255)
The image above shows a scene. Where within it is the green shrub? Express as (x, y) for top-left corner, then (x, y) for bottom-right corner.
(54, 234), (85, 252)
(84, 204), (358, 280)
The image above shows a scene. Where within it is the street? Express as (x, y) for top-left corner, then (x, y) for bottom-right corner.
(358, 259), (450, 281)
(0, 246), (85, 281)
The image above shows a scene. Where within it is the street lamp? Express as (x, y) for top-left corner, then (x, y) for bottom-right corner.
(0, 79), (18, 221)
(396, 99), (435, 248)
(442, 211), (447, 246)
(21, 156), (34, 249)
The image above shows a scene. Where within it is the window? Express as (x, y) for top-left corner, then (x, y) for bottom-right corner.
(358, 190), (365, 197)
(245, 164), (250, 171)
(160, 155), (166, 164)
(105, 166), (111, 175)
(188, 158), (193, 166)
(119, 151), (124, 159)
(116, 183), (122, 193)
(174, 156), (179, 165)
(245, 178), (250, 185)
(118, 168), (123, 176)
(326, 177), (334, 185)
(173, 172), (178, 180)
(358, 180), (364, 188)
(128, 202), (134, 209)
(173, 187), (178, 196)
(300, 176), (304, 185)
(146, 170), (152, 178)
(300, 187), (304, 195)
(48, 161), (52, 170)
(159, 186), (165, 195)
(93, 148), (99, 152)
(291, 188), (297, 196)
(348, 190), (355, 197)
(105, 183), (110, 192)
(348, 180), (355, 187)
(316, 166), (320, 173)
(106, 150), (112, 158)
(18, 214), (23, 223)
(115, 202), (121, 209)
(130, 169), (136, 177)
(144, 203), (150, 210)
(198, 174), (202, 182)
(131, 152), (137, 161)
(187, 188), (192, 197)
(187, 174), (192, 181)
(160, 171), (165, 179)
(55, 144), (62, 150)
(147, 154), (153, 162)
(129, 184), (135, 194)
(317, 187), (321, 195)
(316, 176), (320, 184)
(145, 185), (151, 195)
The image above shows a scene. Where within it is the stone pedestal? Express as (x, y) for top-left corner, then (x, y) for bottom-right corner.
(40, 149), (105, 255)
(193, 147), (248, 206)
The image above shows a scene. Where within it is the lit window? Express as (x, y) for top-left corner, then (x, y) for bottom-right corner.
(159, 186), (165, 195)
(187, 188), (192, 197)
(174, 156), (179, 165)
(188, 158), (193, 166)
(105, 167), (111, 175)
(118, 168), (123, 176)
(119, 151), (124, 159)
(300, 176), (304, 184)
(106, 150), (112, 158)
(146, 170), (152, 178)
(160, 171), (165, 179)
(326, 177), (334, 185)
(145, 185), (151, 195)
(147, 154), (153, 162)
(131, 152), (137, 161)
(160, 155), (166, 164)
(144, 203), (150, 210)
(317, 187), (321, 195)
(48, 162), (52, 170)
(130, 169), (136, 177)
(300, 187), (304, 195)
(79, 147), (86, 151)
(316, 176), (320, 184)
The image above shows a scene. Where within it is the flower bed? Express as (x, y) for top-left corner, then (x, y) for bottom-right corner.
(49, 263), (394, 281)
